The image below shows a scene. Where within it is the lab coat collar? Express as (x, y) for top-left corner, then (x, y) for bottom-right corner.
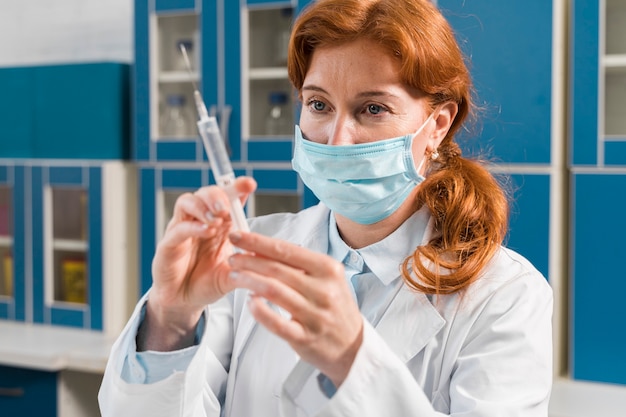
(371, 209), (445, 363)
(374, 285), (445, 363)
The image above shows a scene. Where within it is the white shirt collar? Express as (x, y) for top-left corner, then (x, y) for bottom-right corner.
(327, 207), (431, 285)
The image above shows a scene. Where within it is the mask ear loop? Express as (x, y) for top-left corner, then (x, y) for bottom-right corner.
(412, 107), (440, 176)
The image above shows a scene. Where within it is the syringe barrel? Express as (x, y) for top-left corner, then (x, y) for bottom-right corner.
(197, 117), (234, 180)
(197, 116), (249, 233)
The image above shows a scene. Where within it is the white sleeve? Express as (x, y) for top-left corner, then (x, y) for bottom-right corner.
(120, 301), (203, 385)
(98, 293), (235, 417)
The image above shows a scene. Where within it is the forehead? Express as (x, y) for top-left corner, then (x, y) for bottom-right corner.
(304, 39), (405, 92)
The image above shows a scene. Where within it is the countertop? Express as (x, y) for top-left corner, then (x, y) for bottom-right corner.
(0, 320), (116, 373)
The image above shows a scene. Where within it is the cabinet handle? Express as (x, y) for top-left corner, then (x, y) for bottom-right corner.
(0, 387), (25, 397)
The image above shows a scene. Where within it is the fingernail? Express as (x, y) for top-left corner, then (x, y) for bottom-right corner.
(212, 200), (224, 212)
(229, 231), (242, 243)
(196, 222), (209, 231)
(229, 271), (240, 280)
(205, 211), (214, 221)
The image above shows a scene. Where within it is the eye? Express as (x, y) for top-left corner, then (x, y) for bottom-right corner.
(366, 104), (386, 115)
(307, 99), (327, 112)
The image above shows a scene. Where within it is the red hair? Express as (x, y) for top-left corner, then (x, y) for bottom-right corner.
(289, 0), (508, 294)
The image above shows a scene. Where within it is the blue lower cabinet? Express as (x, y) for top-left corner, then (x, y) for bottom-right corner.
(0, 365), (57, 416)
(571, 172), (626, 385)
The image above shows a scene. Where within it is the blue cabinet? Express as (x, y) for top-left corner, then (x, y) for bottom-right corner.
(570, 0), (626, 386)
(439, 1), (555, 279)
(31, 165), (102, 329)
(0, 62), (136, 334)
(0, 162), (137, 336)
(0, 365), (57, 417)
(0, 64), (130, 160)
(441, 1), (553, 165)
(571, 173), (626, 385)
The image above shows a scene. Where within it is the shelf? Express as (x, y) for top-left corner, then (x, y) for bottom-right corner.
(249, 67), (289, 80)
(605, 135), (626, 142)
(603, 54), (626, 73)
(52, 239), (88, 252)
(0, 236), (12, 246)
(158, 70), (200, 83)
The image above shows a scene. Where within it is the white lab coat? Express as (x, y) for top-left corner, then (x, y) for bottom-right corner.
(99, 203), (553, 417)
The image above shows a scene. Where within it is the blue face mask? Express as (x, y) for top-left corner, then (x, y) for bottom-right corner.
(292, 114), (434, 224)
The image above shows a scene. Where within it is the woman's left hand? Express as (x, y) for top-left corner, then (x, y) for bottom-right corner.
(228, 231), (363, 388)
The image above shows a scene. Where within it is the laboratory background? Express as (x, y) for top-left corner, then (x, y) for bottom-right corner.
(0, 0), (624, 416)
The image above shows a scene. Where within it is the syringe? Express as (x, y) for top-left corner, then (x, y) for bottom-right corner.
(179, 45), (249, 233)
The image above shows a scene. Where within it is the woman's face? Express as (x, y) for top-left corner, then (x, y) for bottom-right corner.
(298, 38), (435, 169)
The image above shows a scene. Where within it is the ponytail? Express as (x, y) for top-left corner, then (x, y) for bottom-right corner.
(401, 145), (509, 295)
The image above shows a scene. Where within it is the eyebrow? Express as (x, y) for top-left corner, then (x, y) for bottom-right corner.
(301, 85), (402, 100)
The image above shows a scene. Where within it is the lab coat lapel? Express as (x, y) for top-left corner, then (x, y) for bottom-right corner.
(374, 285), (445, 363)
(372, 208), (445, 363)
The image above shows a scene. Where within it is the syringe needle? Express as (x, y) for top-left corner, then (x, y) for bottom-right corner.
(178, 43), (198, 92)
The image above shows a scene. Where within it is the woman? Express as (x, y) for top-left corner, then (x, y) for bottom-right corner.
(99, 0), (553, 416)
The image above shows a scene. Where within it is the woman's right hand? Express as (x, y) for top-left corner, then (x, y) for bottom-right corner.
(138, 176), (257, 351)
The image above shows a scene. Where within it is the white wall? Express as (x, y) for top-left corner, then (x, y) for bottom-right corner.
(0, 0), (133, 67)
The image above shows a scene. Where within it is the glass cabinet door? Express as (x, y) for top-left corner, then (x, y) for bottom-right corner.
(48, 187), (88, 305)
(243, 6), (295, 140)
(152, 13), (200, 141)
(0, 185), (13, 298)
(603, 0), (626, 141)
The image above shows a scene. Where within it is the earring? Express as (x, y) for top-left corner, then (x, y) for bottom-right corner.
(431, 149), (440, 161)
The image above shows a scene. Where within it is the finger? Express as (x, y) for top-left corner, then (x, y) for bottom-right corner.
(229, 231), (343, 278)
(160, 217), (226, 249)
(191, 187), (232, 218)
(191, 176), (257, 214)
(232, 176), (257, 204)
(170, 191), (228, 228)
(247, 294), (307, 342)
(228, 252), (309, 293)
(229, 269), (312, 317)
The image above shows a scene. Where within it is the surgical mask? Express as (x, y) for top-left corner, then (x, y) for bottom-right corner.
(292, 113), (434, 224)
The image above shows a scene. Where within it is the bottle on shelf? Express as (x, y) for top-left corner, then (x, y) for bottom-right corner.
(274, 8), (293, 66)
(161, 94), (191, 139)
(61, 256), (87, 304)
(1, 252), (12, 297)
(265, 91), (291, 136)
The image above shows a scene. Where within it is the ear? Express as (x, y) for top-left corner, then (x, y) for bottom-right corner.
(426, 101), (458, 153)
